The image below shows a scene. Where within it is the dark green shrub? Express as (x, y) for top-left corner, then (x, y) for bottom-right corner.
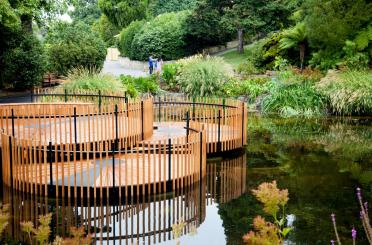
(45, 22), (107, 75)
(92, 15), (119, 47)
(0, 29), (46, 89)
(118, 20), (145, 57)
(130, 11), (189, 61)
(150, 0), (197, 16)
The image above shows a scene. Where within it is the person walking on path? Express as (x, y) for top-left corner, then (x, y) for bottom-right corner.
(156, 57), (163, 74)
(148, 56), (154, 74)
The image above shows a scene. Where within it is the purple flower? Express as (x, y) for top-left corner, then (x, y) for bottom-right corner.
(331, 240), (335, 245)
(331, 213), (336, 223)
(352, 227), (357, 240)
(356, 187), (362, 200)
(364, 202), (368, 211)
(360, 211), (364, 219)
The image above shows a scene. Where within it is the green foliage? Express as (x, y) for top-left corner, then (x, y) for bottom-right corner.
(175, 55), (233, 97)
(262, 70), (326, 117)
(70, 0), (101, 25)
(340, 40), (369, 70)
(0, 29), (46, 89)
(303, 0), (372, 68)
(221, 78), (271, 102)
(150, 0), (196, 16)
(183, 0), (233, 53)
(0, 0), (20, 29)
(316, 70), (372, 115)
(120, 75), (159, 96)
(161, 63), (180, 90)
(92, 14), (119, 47)
(118, 20), (145, 57)
(236, 61), (261, 77)
(130, 11), (188, 60)
(45, 21), (106, 75)
(98, 0), (147, 29)
(63, 67), (124, 94)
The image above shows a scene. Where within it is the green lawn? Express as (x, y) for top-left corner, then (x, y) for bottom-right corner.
(218, 48), (250, 68)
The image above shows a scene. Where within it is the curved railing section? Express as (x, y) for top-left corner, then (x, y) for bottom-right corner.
(154, 96), (247, 154)
(0, 98), (153, 145)
(0, 120), (206, 199)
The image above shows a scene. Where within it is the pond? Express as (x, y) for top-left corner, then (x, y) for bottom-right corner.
(1, 115), (371, 244)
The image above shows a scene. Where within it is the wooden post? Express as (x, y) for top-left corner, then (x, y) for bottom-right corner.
(217, 109), (221, 152)
(199, 130), (203, 223)
(141, 101), (144, 140)
(9, 137), (13, 190)
(186, 111), (190, 142)
(48, 141), (53, 196)
(11, 109), (15, 137)
(64, 89), (68, 102)
(30, 90), (33, 103)
(242, 102), (244, 146)
(167, 138), (171, 192)
(73, 107), (77, 145)
(98, 90), (102, 113)
(158, 96), (161, 122)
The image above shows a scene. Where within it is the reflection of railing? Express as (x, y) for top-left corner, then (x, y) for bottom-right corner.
(154, 96), (247, 154)
(206, 155), (247, 205)
(3, 182), (205, 244)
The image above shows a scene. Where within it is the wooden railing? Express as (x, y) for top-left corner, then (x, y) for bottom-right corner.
(0, 120), (206, 199)
(0, 98), (153, 145)
(154, 96), (247, 154)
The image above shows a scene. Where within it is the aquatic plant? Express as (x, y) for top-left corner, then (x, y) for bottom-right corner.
(21, 213), (91, 245)
(331, 187), (372, 244)
(243, 181), (292, 244)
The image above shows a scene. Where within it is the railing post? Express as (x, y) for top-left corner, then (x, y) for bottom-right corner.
(242, 102), (245, 146)
(9, 137), (13, 190)
(48, 141), (53, 196)
(158, 96), (161, 122)
(186, 111), (190, 142)
(112, 142), (116, 195)
(217, 109), (221, 152)
(11, 109), (15, 137)
(141, 101), (144, 140)
(73, 107), (77, 145)
(98, 90), (102, 113)
(115, 104), (118, 149)
(167, 138), (172, 191)
(199, 130), (203, 223)
(192, 97), (196, 119)
(64, 89), (68, 102)
(30, 90), (33, 103)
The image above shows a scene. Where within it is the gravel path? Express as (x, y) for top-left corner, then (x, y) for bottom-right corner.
(102, 60), (148, 77)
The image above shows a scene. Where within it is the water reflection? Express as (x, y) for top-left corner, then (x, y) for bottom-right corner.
(2, 154), (247, 244)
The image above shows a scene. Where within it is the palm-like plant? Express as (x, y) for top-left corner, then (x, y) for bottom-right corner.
(279, 23), (307, 71)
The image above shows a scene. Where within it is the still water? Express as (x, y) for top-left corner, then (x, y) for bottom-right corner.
(1, 115), (371, 244)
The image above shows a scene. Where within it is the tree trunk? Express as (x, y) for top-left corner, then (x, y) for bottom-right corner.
(237, 28), (244, 54)
(299, 43), (305, 72)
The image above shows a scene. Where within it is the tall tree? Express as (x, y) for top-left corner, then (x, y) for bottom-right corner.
(221, 0), (292, 53)
(279, 22), (307, 70)
(98, 0), (147, 29)
(183, 0), (233, 53)
(70, 0), (101, 25)
(302, 0), (372, 52)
